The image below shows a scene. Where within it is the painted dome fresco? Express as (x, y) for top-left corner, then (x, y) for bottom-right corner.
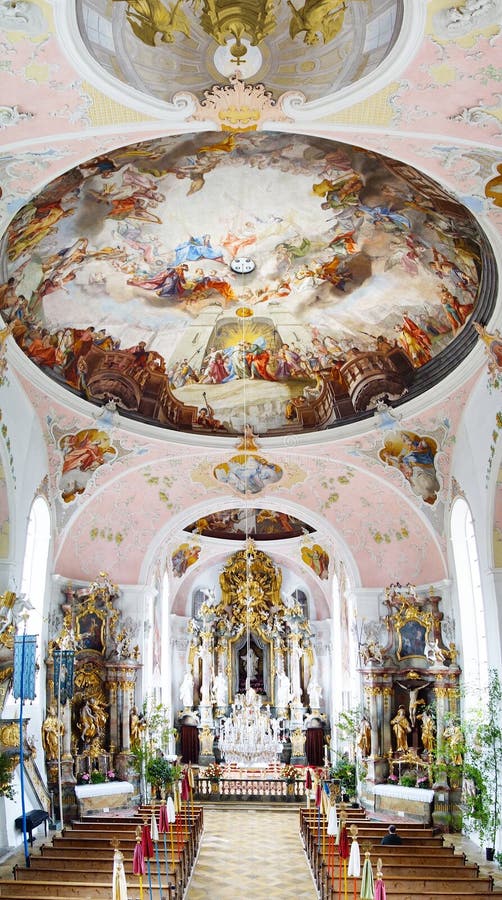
(75, 0), (403, 104)
(185, 508), (314, 539)
(1, 131), (493, 439)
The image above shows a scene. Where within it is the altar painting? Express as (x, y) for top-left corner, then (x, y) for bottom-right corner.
(397, 620), (427, 660)
(76, 610), (105, 653)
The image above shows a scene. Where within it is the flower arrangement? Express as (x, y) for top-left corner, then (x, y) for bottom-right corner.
(90, 770), (106, 784)
(106, 770), (116, 782)
(282, 764), (299, 782)
(205, 763), (223, 781)
(387, 773), (398, 784)
(399, 772), (417, 788)
(417, 775), (430, 788)
(78, 772), (90, 785)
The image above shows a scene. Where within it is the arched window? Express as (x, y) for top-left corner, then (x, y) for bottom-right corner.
(192, 588), (207, 620)
(451, 498), (488, 697)
(291, 588), (309, 619)
(21, 496), (51, 637)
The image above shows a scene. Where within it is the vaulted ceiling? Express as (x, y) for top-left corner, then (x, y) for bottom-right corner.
(0, 0), (501, 614)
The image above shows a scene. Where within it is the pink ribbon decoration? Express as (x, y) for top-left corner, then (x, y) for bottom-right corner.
(133, 840), (145, 876)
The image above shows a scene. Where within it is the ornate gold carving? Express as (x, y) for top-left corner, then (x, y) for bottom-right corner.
(218, 541), (283, 630)
(0, 722), (19, 748)
(364, 686), (382, 697)
(434, 686), (448, 699)
(288, 0), (348, 46)
(112, 0), (191, 46)
(291, 728), (306, 756)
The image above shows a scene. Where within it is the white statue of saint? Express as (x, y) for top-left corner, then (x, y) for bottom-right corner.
(277, 670), (291, 708)
(179, 667), (194, 708)
(308, 676), (322, 709)
(213, 671), (228, 707)
(244, 647), (258, 679)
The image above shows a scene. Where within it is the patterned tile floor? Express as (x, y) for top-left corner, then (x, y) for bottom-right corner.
(186, 806), (318, 899)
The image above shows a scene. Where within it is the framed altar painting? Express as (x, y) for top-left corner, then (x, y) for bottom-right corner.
(397, 619), (427, 660)
(76, 609), (105, 653)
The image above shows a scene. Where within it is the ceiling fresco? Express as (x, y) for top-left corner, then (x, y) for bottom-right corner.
(0, 0), (502, 591)
(185, 508), (314, 539)
(76, 0), (402, 104)
(0, 131), (491, 438)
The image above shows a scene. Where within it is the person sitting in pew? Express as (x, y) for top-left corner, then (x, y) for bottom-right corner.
(381, 824), (403, 845)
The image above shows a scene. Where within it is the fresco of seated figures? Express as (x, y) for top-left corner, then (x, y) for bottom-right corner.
(0, 131), (490, 438)
(185, 508), (314, 540)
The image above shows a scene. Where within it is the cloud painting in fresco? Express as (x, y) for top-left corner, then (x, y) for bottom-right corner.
(0, 132), (486, 437)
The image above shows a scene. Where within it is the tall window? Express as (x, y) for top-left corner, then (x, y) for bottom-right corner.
(21, 496), (51, 636)
(451, 498), (488, 699)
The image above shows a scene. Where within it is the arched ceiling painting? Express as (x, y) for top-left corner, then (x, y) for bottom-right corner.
(0, 0), (501, 596)
(2, 132), (491, 438)
(184, 508), (314, 540)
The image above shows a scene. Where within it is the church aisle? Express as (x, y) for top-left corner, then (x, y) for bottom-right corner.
(186, 806), (318, 899)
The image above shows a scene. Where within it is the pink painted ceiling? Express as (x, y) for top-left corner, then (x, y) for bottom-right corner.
(1, 0), (501, 604)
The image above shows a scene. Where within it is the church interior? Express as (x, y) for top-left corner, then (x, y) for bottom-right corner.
(0, 0), (502, 897)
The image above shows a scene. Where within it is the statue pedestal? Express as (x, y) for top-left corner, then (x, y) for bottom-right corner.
(61, 757), (76, 786)
(364, 756), (388, 784)
(290, 704), (304, 729)
(200, 704), (213, 727)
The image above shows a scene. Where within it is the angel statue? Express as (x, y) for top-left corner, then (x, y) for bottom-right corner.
(113, 0), (190, 45)
(288, 0), (360, 46)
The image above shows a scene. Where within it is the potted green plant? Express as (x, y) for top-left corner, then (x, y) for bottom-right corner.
(330, 755), (357, 800)
(146, 757), (181, 795)
(462, 669), (502, 859)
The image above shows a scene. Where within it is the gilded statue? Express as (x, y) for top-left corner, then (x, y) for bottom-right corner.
(113, 0), (190, 46)
(391, 705), (411, 753)
(42, 705), (64, 759)
(288, 0), (349, 45)
(443, 722), (464, 765)
(356, 716), (371, 757)
(219, 542), (282, 629)
(129, 705), (146, 749)
(418, 709), (435, 754)
(78, 697), (107, 745)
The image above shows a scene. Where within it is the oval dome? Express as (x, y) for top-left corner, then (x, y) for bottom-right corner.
(1, 131), (493, 439)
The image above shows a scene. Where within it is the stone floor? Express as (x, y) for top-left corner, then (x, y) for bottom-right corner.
(186, 806), (318, 899)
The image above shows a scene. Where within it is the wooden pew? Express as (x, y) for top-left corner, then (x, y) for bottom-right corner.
(300, 807), (502, 900)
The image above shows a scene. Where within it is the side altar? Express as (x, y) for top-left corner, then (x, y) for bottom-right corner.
(355, 583), (461, 824)
(43, 573), (142, 819)
(177, 541), (328, 769)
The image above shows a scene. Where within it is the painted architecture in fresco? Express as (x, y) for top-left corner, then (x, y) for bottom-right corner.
(1, 132), (487, 437)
